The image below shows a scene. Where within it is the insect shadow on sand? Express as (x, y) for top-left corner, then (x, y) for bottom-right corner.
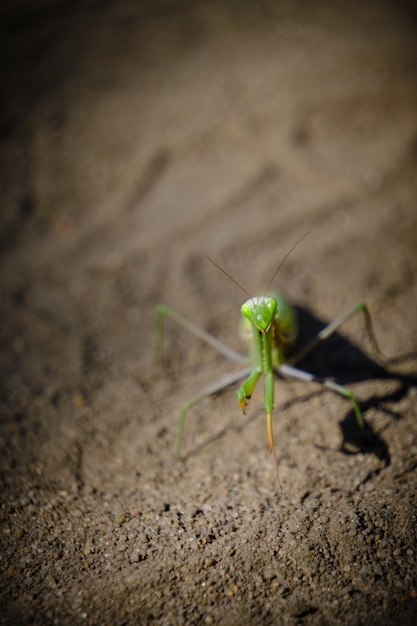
(292, 305), (417, 471)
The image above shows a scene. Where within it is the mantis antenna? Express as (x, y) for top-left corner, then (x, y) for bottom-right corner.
(263, 231), (311, 297)
(204, 231), (311, 301)
(203, 250), (254, 302)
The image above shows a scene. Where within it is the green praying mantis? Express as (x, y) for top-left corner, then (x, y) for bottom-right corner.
(156, 234), (382, 463)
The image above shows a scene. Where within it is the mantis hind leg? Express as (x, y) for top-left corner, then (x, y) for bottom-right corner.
(175, 367), (251, 458)
(279, 364), (365, 429)
(280, 301), (383, 430)
(155, 304), (250, 458)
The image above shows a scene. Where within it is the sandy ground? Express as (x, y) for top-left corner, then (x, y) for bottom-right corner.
(1, 1), (417, 624)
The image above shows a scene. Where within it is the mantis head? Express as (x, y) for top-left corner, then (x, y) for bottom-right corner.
(241, 296), (277, 333)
